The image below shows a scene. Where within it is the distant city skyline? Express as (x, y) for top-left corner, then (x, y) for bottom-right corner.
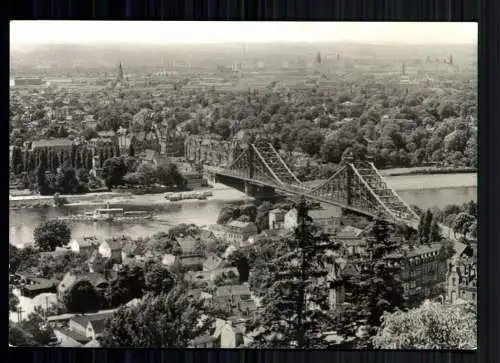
(10, 21), (477, 46)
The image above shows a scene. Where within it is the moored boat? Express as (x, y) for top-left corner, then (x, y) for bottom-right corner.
(54, 203), (152, 223)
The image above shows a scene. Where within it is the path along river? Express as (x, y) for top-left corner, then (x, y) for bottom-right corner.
(9, 173), (477, 247)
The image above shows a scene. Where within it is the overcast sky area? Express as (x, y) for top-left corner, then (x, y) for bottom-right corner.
(11, 21), (477, 46)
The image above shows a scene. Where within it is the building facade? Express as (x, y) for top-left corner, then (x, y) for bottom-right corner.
(447, 257), (477, 304)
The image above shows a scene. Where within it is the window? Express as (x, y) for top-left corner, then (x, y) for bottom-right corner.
(452, 277), (456, 286)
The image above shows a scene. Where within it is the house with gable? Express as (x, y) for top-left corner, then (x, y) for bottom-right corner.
(212, 284), (256, 318)
(69, 237), (100, 254)
(203, 254), (225, 271)
(57, 272), (108, 302)
(98, 239), (122, 263)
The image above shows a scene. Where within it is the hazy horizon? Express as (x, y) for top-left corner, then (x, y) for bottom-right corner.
(11, 21), (477, 46)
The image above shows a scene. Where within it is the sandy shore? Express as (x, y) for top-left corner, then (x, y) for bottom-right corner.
(10, 185), (252, 210)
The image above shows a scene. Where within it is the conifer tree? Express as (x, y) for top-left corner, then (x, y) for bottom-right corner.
(418, 209), (434, 244)
(247, 197), (339, 348)
(335, 212), (406, 348)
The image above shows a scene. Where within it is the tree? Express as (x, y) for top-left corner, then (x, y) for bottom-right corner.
(10, 311), (58, 346)
(430, 219), (442, 242)
(9, 286), (20, 312)
(76, 168), (90, 185)
(105, 264), (145, 308)
(144, 262), (175, 296)
(62, 280), (101, 313)
(101, 157), (127, 189)
(452, 213), (475, 238)
(247, 198), (338, 348)
(135, 163), (159, 186)
(33, 220), (71, 252)
(36, 164), (51, 195)
(81, 128), (98, 140)
(240, 203), (257, 221)
(255, 201), (274, 231)
(214, 119), (232, 139)
(418, 209), (434, 244)
(11, 146), (24, 174)
(54, 164), (80, 194)
(128, 143), (135, 157)
(157, 163), (185, 188)
(297, 129), (324, 156)
(336, 213), (406, 348)
(227, 250), (250, 283)
(99, 286), (214, 347)
(217, 206), (237, 225)
(372, 301), (477, 349)
(9, 243), (41, 273)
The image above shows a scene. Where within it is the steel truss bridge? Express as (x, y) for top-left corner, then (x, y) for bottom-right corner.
(203, 139), (420, 229)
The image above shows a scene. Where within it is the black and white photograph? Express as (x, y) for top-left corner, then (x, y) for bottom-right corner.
(9, 21), (477, 349)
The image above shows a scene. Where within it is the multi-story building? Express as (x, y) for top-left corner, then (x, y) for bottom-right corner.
(14, 77), (44, 86)
(221, 221), (259, 247)
(389, 243), (449, 306)
(447, 257), (477, 304)
(284, 207), (341, 234)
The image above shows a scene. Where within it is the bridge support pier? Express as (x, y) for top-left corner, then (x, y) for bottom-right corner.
(244, 182), (276, 199)
(203, 167), (218, 186)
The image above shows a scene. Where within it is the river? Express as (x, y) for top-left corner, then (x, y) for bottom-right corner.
(9, 173), (477, 247)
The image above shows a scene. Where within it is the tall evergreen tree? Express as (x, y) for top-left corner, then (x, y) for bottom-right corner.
(430, 219), (442, 242)
(36, 164), (51, 195)
(418, 209), (433, 244)
(335, 213), (406, 348)
(247, 197), (339, 348)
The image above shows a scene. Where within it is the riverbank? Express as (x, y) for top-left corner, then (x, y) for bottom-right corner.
(10, 185), (252, 210)
(379, 167), (477, 177)
(9, 192), (132, 209)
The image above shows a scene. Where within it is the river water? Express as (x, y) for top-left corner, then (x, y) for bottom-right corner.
(9, 173), (477, 247)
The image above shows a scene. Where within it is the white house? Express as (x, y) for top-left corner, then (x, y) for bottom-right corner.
(69, 237), (99, 254)
(284, 207), (341, 233)
(268, 208), (287, 230)
(98, 240), (122, 262)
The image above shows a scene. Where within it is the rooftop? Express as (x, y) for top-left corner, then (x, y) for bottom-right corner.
(215, 284), (251, 298)
(227, 220), (255, 229)
(31, 138), (73, 148)
(70, 312), (115, 328)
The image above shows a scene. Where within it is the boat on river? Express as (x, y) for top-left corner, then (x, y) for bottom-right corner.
(165, 190), (213, 201)
(54, 203), (153, 223)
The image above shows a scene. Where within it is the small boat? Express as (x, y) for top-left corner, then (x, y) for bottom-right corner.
(54, 203), (153, 223)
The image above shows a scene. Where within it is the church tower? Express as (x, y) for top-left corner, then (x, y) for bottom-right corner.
(117, 62), (124, 81)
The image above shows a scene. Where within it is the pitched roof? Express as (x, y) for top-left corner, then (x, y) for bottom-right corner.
(122, 241), (142, 255)
(89, 319), (107, 335)
(203, 255), (224, 270)
(59, 272), (108, 293)
(336, 225), (364, 238)
(177, 236), (198, 254)
(70, 312), (114, 328)
(56, 328), (90, 344)
(103, 239), (122, 251)
(73, 237), (100, 248)
(270, 208), (286, 214)
(31, 139), (73, 148)
(180, 255), (205, 267)
(309, 208), (340, 219)
(215, 284), (251, 298)
(84, 339), (101, 347)
(227, 221), (256, 229)
(192, 335), (217, 345)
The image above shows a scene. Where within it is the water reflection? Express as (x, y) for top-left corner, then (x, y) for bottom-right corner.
(10, 185), (477, 246)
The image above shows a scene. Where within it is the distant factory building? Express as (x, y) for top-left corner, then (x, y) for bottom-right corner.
(14, 77), (44, 86)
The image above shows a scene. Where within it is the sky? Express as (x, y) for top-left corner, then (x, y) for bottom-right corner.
(10, 21), (477, 45)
